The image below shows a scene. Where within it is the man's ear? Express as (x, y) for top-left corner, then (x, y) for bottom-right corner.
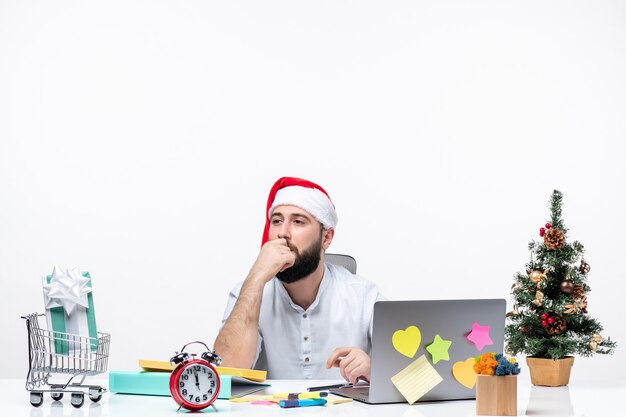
(321, 228), (334, 251)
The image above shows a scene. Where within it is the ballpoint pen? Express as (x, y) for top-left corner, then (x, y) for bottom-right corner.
(306, 383), (353, 392)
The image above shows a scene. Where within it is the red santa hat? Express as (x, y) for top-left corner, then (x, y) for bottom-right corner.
(262, 177), (338, 245)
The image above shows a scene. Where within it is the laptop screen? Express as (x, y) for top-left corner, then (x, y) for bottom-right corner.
(367, 299), (506, 403)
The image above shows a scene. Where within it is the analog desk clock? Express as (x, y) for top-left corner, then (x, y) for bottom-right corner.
(169, 341), (222, 412)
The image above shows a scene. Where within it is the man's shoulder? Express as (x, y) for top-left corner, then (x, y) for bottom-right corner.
(325, 263), (379, 291)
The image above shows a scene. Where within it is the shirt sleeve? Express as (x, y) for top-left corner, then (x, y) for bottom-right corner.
(368, 288), (387, 343)
(220, 282), (264, 367)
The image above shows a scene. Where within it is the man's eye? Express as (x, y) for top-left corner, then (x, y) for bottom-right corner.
(294, 219), (304, 225)
(271, 219), (282, 225)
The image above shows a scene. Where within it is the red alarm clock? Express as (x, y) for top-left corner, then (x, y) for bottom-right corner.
(169, 341), (222, 412)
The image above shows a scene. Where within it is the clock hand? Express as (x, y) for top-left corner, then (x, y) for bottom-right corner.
(193, 368), (200, 389)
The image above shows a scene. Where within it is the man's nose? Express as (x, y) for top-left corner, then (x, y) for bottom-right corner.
(277, 222), (291, 239)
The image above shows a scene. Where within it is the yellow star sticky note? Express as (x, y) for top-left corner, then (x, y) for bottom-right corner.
(390, 354), (443, 404)
(425, 334), (452, 364)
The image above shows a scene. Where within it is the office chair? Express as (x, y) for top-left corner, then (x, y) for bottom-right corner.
(325, 253), (357, 274)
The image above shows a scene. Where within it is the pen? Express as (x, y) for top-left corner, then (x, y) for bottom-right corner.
(279, 398), (327, 408)
(307, 383), (353, 392)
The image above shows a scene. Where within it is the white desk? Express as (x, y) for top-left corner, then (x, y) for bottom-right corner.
(0, 377), (622, 417)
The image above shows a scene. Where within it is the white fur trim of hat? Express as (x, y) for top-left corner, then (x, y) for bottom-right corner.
(269, 186), (338, 229)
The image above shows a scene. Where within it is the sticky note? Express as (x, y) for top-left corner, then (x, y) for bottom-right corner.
(425, 334), (452, 364)
(325, 395), (353, 405)
(466, 322), (493, 351)
(452, 357), (477, 389)
(229, 396), (275, 403)
(392, 325), (422, 358)
(251, 400), (277, 405)
(390, 354), (443, 404)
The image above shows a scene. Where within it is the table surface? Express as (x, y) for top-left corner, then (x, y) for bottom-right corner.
(0, 376), (622, 417)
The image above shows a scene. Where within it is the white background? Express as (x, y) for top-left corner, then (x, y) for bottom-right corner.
(1, 0), (624, 382)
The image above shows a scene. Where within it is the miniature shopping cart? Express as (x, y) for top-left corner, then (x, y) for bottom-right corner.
(22, 313), (111, 408)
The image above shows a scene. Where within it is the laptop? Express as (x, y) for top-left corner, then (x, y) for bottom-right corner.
(331, 299), (506, 404)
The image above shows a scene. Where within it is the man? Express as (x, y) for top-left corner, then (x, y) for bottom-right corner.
(214, 177), (384, 382)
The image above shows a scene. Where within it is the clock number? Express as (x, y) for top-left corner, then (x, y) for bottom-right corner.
(210, 380), (215, 387)
(182, 389), (187, 395)
(195, 396), (201, 403)
(203, 394), (208, 401)
(207, 372), (213, 378)
(179, 381), (185, 388)
(188, 394), (193, 401)
(194, 365), (201, 371)
(182, 374), (189, 380)
(208, 388), (213, 394)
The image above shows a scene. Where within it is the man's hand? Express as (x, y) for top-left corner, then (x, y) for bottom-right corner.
(248, 238), (296, 283)
(326, 347), (371, 384)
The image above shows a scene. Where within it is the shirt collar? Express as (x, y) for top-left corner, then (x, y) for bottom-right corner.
(275, 263), (331, 313)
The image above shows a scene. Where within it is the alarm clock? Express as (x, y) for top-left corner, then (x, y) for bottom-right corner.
(169, 341), (222, 412)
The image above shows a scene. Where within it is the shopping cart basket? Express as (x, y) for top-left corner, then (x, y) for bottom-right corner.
(22, 313), (111, 408)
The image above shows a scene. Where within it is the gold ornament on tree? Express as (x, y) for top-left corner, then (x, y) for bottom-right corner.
(589, 333), (603, 351)
(544, 227), (565, 250)
(529, 269), (548, 288)
(560, 279), (575, 295)
(532, 290), (544, 307)
(579, 259), (591, 274)
(559, 269), (574, 294)
(563, 296), (588, 314)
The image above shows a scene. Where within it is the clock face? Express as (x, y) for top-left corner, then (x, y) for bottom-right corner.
(175, 362), (219, 408)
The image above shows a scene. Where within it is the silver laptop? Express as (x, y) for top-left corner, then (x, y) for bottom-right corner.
(331, 299), (506, 404)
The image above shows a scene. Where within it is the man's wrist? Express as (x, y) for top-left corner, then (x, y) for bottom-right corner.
(245, 271), (273, 288)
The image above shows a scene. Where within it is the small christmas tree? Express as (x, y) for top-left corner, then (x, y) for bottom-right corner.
(505, 190), (616, 359)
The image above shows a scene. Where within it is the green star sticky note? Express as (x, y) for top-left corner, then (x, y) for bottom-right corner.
(425, 334), (452, 364)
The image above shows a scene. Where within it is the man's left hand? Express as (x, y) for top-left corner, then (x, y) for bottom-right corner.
(326, 347), (371, 384)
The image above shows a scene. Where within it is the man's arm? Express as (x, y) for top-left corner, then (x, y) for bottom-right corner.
(214, 239), (295, 369)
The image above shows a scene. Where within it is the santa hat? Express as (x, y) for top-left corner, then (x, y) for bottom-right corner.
(262, 177), (338, 245)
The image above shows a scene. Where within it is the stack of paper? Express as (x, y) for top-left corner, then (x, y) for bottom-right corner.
(109, 360), (270, 399)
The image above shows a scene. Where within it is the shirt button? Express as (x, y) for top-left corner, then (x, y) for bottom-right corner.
(304, 336), (309, 341)
(303, 313), (308, 318)
(304, 357), (310, 363)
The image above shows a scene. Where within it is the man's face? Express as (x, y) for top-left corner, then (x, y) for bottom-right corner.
(269, 205), (327, 283)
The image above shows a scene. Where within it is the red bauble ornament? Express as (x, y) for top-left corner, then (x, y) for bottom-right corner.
(545, 223), (552, 229)
(539, 227), (546, 237)
(541, 313), (548, 320)
(542, 320), (547, 326)
(548, 317), (554, 324)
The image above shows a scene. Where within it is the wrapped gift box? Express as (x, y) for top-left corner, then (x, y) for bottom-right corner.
(42, 267), (98, 354)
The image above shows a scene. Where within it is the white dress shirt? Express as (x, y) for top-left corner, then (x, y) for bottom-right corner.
(221, 263), (385, 379)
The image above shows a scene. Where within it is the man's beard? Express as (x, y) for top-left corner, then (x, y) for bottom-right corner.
(276, 235), (323, 284)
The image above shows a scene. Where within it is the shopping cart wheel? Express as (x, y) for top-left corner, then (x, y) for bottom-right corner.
(30, 391), (44, 407)
(50, 392), (64, 401)
(88, 388), (102, 403)
(70, 392), (84, 408)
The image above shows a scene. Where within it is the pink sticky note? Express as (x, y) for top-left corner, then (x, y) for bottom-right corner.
(466, 322), (493, 351)
(251, 400), (277, 405)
